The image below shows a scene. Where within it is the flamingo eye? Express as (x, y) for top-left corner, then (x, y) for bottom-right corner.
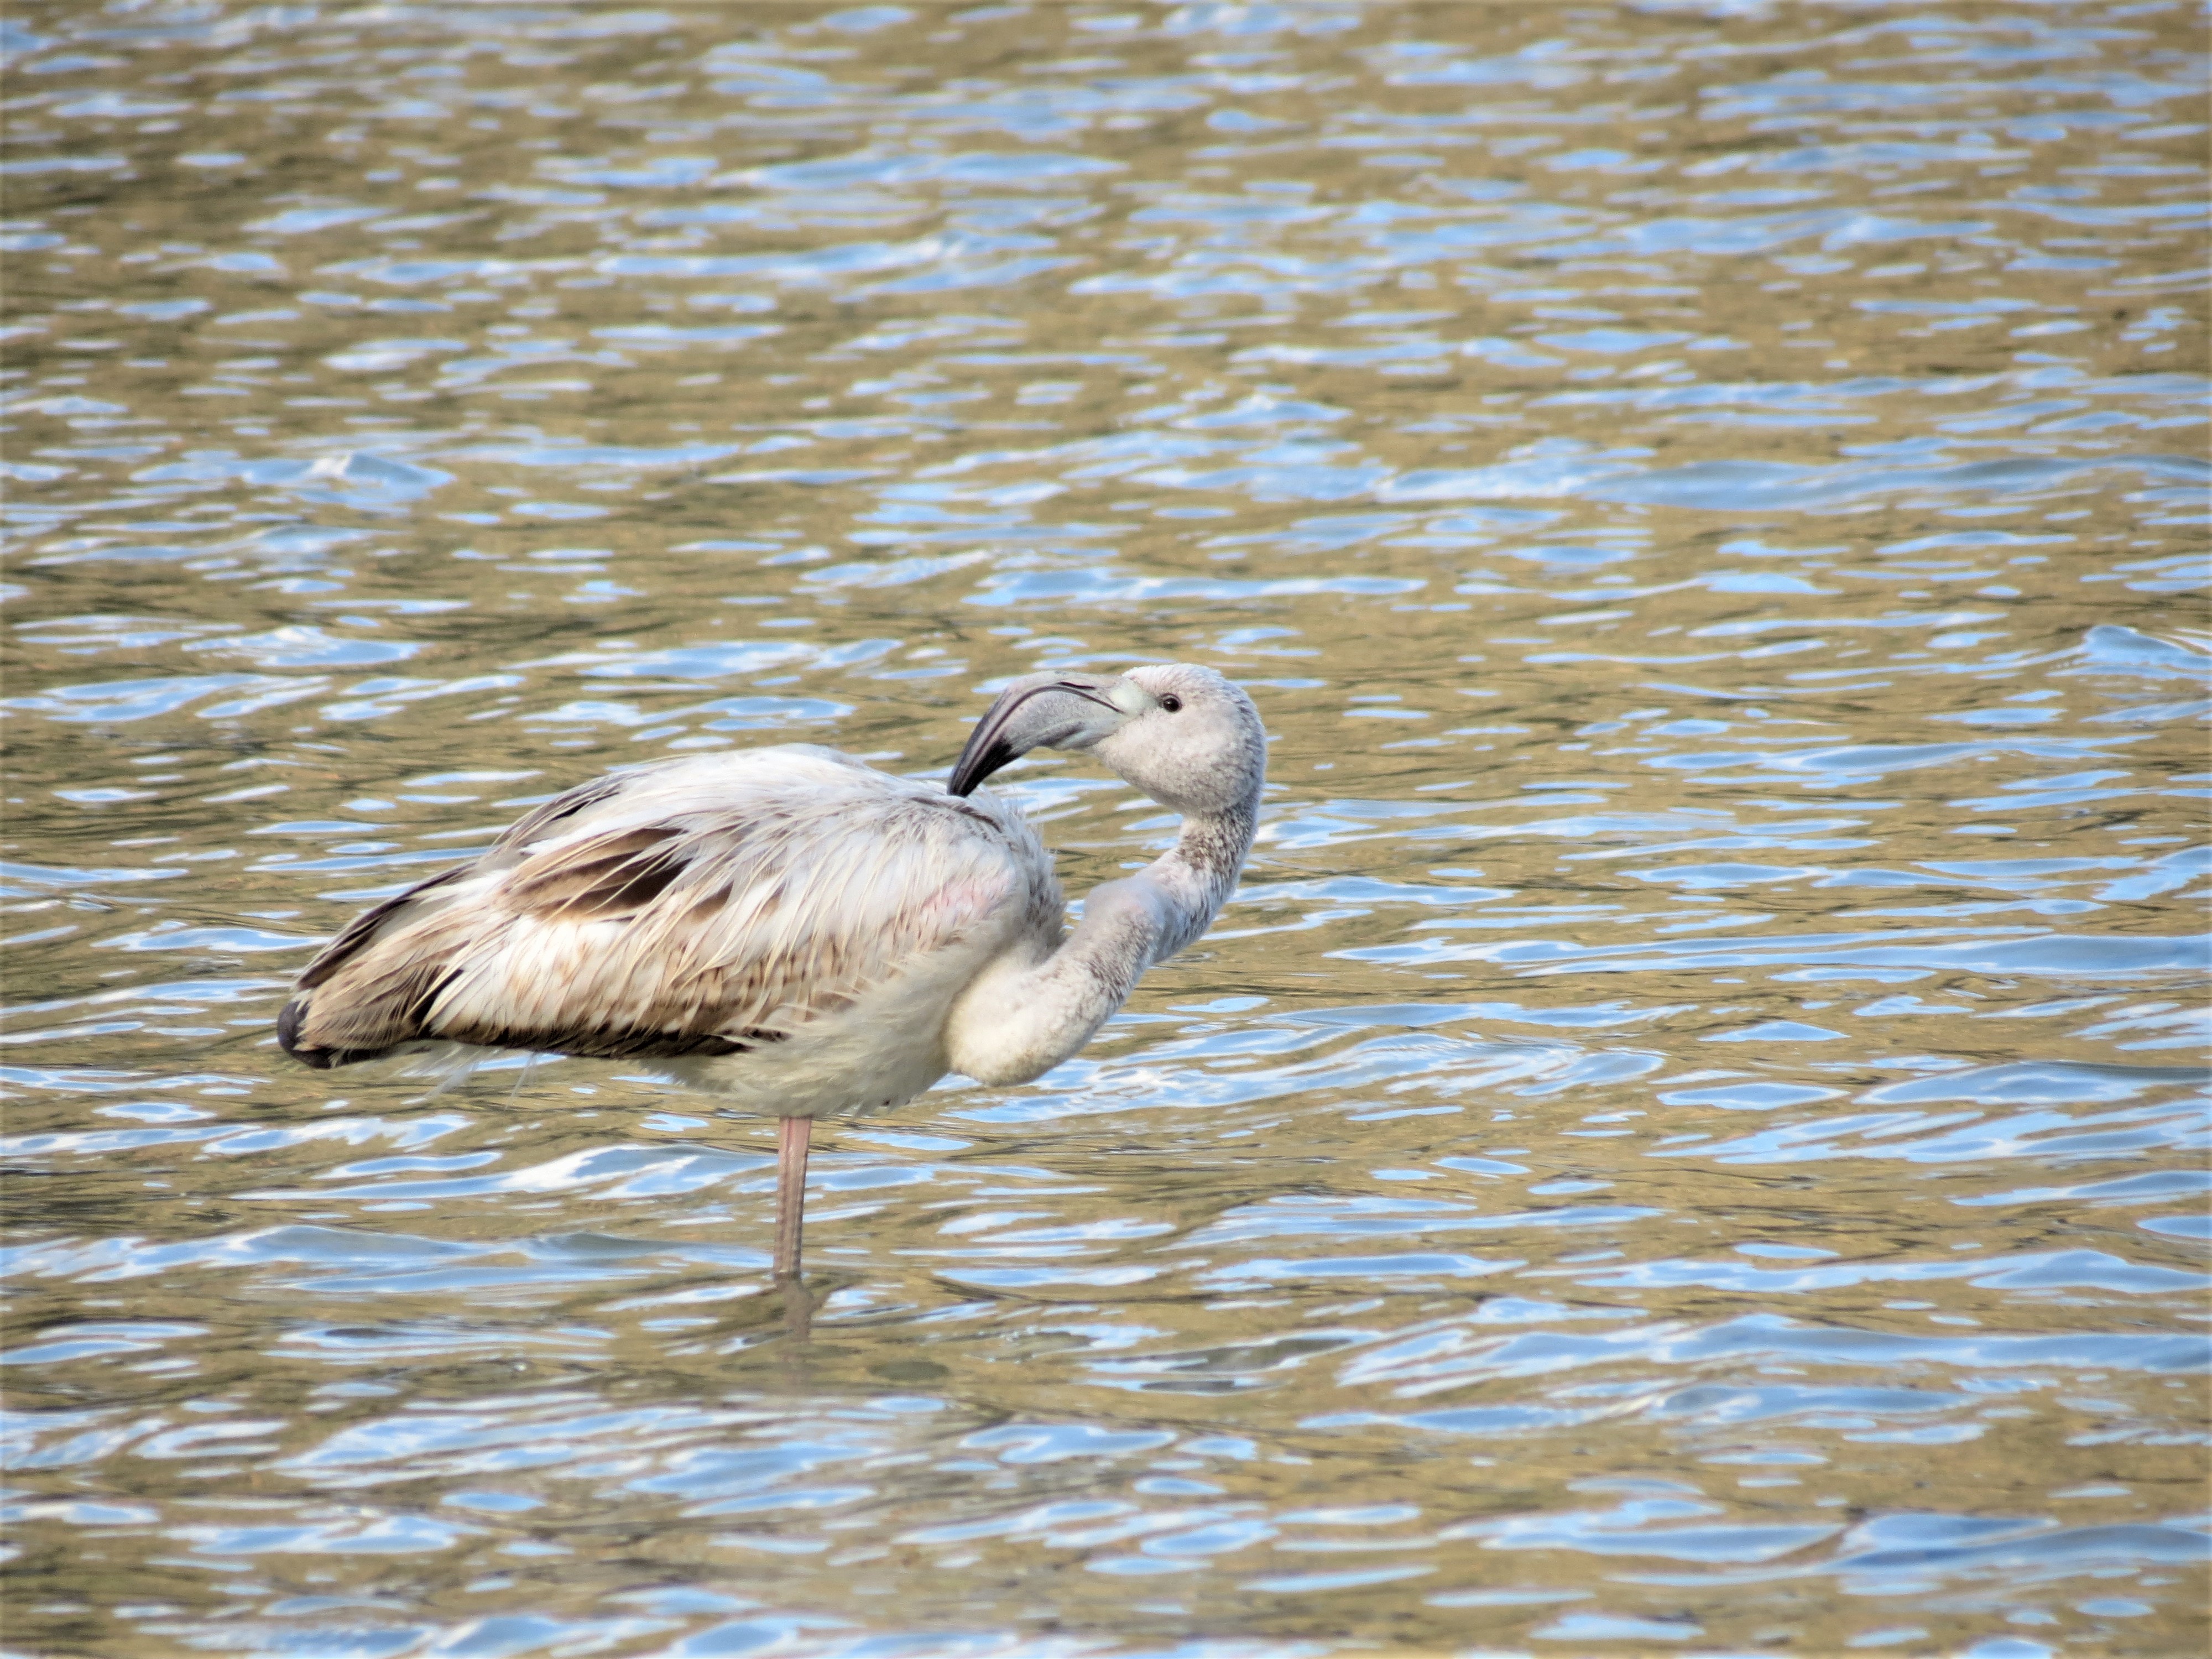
(1159, 693), (1182, 713)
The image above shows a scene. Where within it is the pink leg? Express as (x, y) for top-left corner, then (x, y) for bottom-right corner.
(773, 1115), (812, 1279)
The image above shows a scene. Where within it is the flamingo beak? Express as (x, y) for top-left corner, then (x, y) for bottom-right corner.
(947, 673), (1131, 796)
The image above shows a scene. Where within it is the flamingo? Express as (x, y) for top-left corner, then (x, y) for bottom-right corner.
(276, 664), (1266, 1279)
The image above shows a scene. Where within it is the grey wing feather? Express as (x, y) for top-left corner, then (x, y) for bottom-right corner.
(277, 749), (1045, 1070)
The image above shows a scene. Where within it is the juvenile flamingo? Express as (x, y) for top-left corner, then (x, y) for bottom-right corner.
(277, 665), (1266, 1278)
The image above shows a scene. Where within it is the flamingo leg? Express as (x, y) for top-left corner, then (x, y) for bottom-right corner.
(773, 1115), (812, 1279)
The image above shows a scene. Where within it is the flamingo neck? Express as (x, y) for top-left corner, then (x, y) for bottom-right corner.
(1146, 798), (1258, 959)
(942, 799), (1256, 1088)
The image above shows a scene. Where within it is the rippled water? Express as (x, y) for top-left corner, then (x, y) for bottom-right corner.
(4, 4), (2208, 1655)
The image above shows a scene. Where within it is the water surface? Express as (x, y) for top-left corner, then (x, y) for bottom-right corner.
(3, 3), (2208, 1656)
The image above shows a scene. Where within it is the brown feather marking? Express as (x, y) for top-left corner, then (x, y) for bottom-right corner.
(508, 825), (687, 917)
(290, 933), (468, 1061)
(492, 770), (631, 852)
(432, 1018), (751, 1061)
(408, 965), (466, 1026)
(296, 865), (466, 990)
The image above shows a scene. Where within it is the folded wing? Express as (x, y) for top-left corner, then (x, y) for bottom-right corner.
(277, 748), (1041, 1069)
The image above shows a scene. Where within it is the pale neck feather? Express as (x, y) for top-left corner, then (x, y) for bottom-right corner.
(943, 801), (1256, 1087)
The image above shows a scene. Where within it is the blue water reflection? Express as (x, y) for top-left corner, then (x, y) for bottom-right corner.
(3, 1), (2206, 1655)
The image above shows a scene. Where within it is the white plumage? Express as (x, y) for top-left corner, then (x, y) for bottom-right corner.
(279, 663), (1267, 1277)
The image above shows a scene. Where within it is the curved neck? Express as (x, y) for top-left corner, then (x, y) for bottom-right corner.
(1144, 796), (1259, 961)
(942, 797), (1257, 1087)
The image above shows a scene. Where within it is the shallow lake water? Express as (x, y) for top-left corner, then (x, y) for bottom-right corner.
(3, 3), (2208, 1656)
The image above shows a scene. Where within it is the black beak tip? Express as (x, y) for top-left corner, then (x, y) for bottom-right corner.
(947, 738), (1013, 797)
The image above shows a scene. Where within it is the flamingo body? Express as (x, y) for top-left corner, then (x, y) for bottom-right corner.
(280, 746), (1056, 1119)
